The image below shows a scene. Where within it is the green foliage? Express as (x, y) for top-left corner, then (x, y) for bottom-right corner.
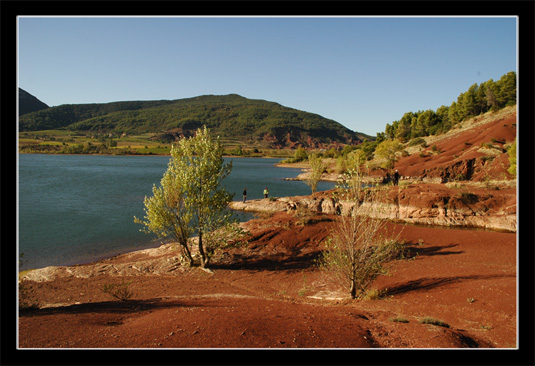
(281, 146), (309, 163)
(390, 317), (410, 323)
(304, 153), (325, 193)
(19, 94), (360, 148)
(374, 139), (404, 170)
(384, 71), (516, 140)
(134, 163), (195, 265)
(101, 279), (134, 301)
(419, 317), (450, 328)
(135, 126), (236, 268)
(408, 137), (427, 147)
(354, 140), (378, 162)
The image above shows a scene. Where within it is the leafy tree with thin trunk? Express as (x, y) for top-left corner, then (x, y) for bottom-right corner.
(305, 153), (325, 193)
(135, 126), (235, 268)
(374, 138), (404, 172)
(320, 162), (403, 299)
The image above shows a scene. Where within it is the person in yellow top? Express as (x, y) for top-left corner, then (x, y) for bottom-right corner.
(263, 187), (269, 199)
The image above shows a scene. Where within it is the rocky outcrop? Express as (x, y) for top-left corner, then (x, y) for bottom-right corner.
(22, 244), (185, 282)
(230, 184), (517, 233)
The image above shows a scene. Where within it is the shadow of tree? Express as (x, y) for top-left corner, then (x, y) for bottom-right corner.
(19, 297), (199, 317)
(382, 274), (515, 296)
(403, 243), (464, 259)
(211, 250), (322, 271)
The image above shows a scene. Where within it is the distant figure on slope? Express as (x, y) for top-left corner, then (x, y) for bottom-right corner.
(243, 188), (247, 203)
(263, 187), (269, 199)
(393, 170), (400, 186)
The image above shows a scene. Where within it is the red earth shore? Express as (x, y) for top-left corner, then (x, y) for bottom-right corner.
(18, 206), (517, 351)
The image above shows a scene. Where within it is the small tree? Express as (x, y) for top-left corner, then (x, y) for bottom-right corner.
(304, 153), (325, 194)
(135, 126), (235, 268)
(320, 163), (402, 299)
(134, 166), (195, 265)
(374, 138), (404, 171)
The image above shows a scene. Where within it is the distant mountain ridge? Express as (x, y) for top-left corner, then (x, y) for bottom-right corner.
(19, 88), (49, 116)
(18, 93), (370, 149)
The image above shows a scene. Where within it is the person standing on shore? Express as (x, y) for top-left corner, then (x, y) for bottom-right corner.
(393, 170), (400, 186)
(243, 188), (247, 203)
(263, 187), (269, 199)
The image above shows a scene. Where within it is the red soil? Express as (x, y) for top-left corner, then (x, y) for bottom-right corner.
(18, 211), (516, 352)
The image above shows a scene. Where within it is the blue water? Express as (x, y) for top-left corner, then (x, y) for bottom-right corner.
(18, 154), (334, 270)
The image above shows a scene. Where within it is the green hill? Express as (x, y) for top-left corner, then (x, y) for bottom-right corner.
(19, 94), (368, 149)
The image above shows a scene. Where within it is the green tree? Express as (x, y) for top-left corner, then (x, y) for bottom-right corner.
(294, 147), (309, 162)
(458, 83), (480, 120)
(435, 105), (451, 134)
(497, 71), (517, 107)
(448, 101), (461, 125)
(134, 163), (195, 265)
(374, 139), (404, 171)
(394, 112), (416, 142)
(482, 79), (499, 111)
(356, 140), (378, 162)
(305, 153), (326, 193)
(135, 126), (234, 268)
(385, 121), (397, 140)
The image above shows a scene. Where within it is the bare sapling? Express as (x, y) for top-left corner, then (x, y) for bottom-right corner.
(320, 160), (403, 299)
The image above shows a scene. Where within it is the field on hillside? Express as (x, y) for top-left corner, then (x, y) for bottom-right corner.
(18, 130), (295, 158)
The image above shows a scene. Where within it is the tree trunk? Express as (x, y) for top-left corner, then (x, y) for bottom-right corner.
(181, 244), (194, 267)
(198, 232), (207, 267)
(350, 281), (357, 299)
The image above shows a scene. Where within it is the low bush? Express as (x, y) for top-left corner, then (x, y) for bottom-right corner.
(419, 317), (450, 328)
(101, 279), (134, 301)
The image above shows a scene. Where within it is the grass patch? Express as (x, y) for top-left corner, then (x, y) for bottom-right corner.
(390, 316), (409, 323)
(419, 316), (450, 328)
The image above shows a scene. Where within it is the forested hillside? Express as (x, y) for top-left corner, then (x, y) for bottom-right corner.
(382, 71), (516, 141)
(19, 94), (364, 149)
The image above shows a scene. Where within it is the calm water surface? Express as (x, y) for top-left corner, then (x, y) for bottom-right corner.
(18, 154), (334, 270)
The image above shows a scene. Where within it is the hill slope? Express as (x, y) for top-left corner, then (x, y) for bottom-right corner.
(392, 105), (517, 182)
(19, 88), (49, 116)
(18, 94), (367, 149)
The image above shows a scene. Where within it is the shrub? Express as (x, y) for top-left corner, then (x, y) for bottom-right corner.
(419, 317), (450, 328)
(101, 279), (134, 301)
(319, 164), (403, 299)
(390, 317), (409, 323)
(408, 137), (426, 147)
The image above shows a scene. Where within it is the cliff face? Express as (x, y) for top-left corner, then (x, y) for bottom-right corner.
(230, 183), (517, 233)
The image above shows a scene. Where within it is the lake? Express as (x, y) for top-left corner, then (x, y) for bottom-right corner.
(18, 154), (335, 270)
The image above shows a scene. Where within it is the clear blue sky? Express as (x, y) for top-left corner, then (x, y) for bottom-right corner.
(18, 16), (517, 136)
